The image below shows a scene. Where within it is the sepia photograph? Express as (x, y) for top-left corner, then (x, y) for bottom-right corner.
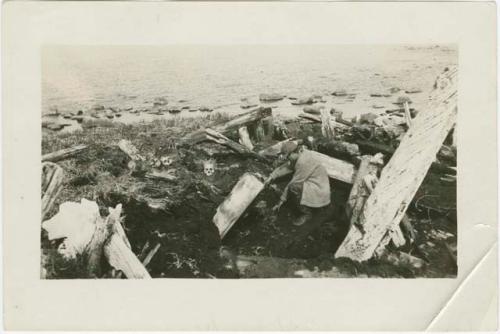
(40, 44), (458, 279)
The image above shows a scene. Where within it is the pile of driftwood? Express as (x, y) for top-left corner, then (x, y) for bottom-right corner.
(41, 67), (457, 278)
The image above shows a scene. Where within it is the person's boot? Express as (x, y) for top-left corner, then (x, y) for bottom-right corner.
(292, 206), (313, 226)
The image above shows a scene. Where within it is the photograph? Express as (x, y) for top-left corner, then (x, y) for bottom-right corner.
(40, 44), (458, 279)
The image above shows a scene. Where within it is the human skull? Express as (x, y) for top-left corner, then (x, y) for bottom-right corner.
(161, 155), (173, 167)
(203, 159), (216, 177)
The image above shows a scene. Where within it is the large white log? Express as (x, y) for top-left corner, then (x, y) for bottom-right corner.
(335, 67), (458, 261)
(213, 173), (264, 238)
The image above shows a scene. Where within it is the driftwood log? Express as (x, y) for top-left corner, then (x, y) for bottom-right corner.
(42, 200), (150, 278)
(336, 67), (458, 261)
(213, 173), (264, 238)
(42, 144), (88, 162)
(183, 107), (272, 144)
(205, 129), (266, 162)
(41, 162), (64, 220)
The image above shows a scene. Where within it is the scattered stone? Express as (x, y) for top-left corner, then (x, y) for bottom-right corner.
(405, 88), (423, 94)
(291, 96), (314, 105)
(389, 87), (401, 94)
(46, 123), (71, 131)
(370, 92), (391, 97)
(168, 106), (182, 114)
(199, 106), (213, 112)
(372, 104), (385, 109)
(241, 102), (258, 109)
(332, 89), (348, 97)
(303, 105), (324, 115)
(259, 93), (284, 102)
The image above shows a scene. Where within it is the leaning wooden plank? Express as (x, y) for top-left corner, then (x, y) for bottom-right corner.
(258, 138), (300, 158)
(238, 126), (254, 150)
(42, 144), (88, 162)
(183, 107), (272, 144)
(335, 67), (458, 261)
(142, 243), (161, 267)
(86, 204), (121, 277)
(308, 150), (356, 184)
(104, 232), (151, 279)
(41, 162), (64, 220)
(403, 101), (413, 127)
(345, 156), (372, 220)
(213, 173), (264, 238)
(298, 113), (349, 129)
(205, 128), (252, 155)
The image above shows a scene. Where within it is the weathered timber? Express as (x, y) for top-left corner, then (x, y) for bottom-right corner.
(299, 113), (349, 129)
(86, 204), (120, 277)
(317, 140), (360, 161)
(258, 139), (301, 158)
(103, 204), (151, 278)
(213, 173), (265, 238)
(105, 233), (151, 279)
(142, 243), (161, 267)
(183, 107), (272, 144)
(42, 144), (88, 162)
(145, 170), (177, 182)
(321, 108), (335, 139)
(403, 101), (413, 127)
(41, 162), (64, 220)
(345, 156), (373, 222)
(308, 150), (356, 184)
(335, 67), (458, 261)
(265, 149), (356, 184)
(238, 126), (254, 150)
(206, 129), (252, 154)
(355, 139), (456, 174)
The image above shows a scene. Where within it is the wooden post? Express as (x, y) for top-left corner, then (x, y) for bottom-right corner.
(238, 126), (254, 150)
(403, 101), (412, 127)
(345, 156), (373, 221)
(41, 162), (64, 220)
(42, 144), (88, 162)
(335, 67), (458, 261)
(321, 108), (335, 139)
(213, 173), (264, 238)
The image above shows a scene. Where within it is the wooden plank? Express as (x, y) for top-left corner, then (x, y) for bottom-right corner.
(183, 107), (272, 144)
(238, 126), (254, 150)
(308, 150), (356, 184)
(335, 67), (458, 261)
(213, 173), (264, 238)
(258, 139), (300, 158)
(403, 101), (413, 127)
(41, 162), (64, 220)
(345, 156), (373, 222)
(42, 144), (88, 162)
